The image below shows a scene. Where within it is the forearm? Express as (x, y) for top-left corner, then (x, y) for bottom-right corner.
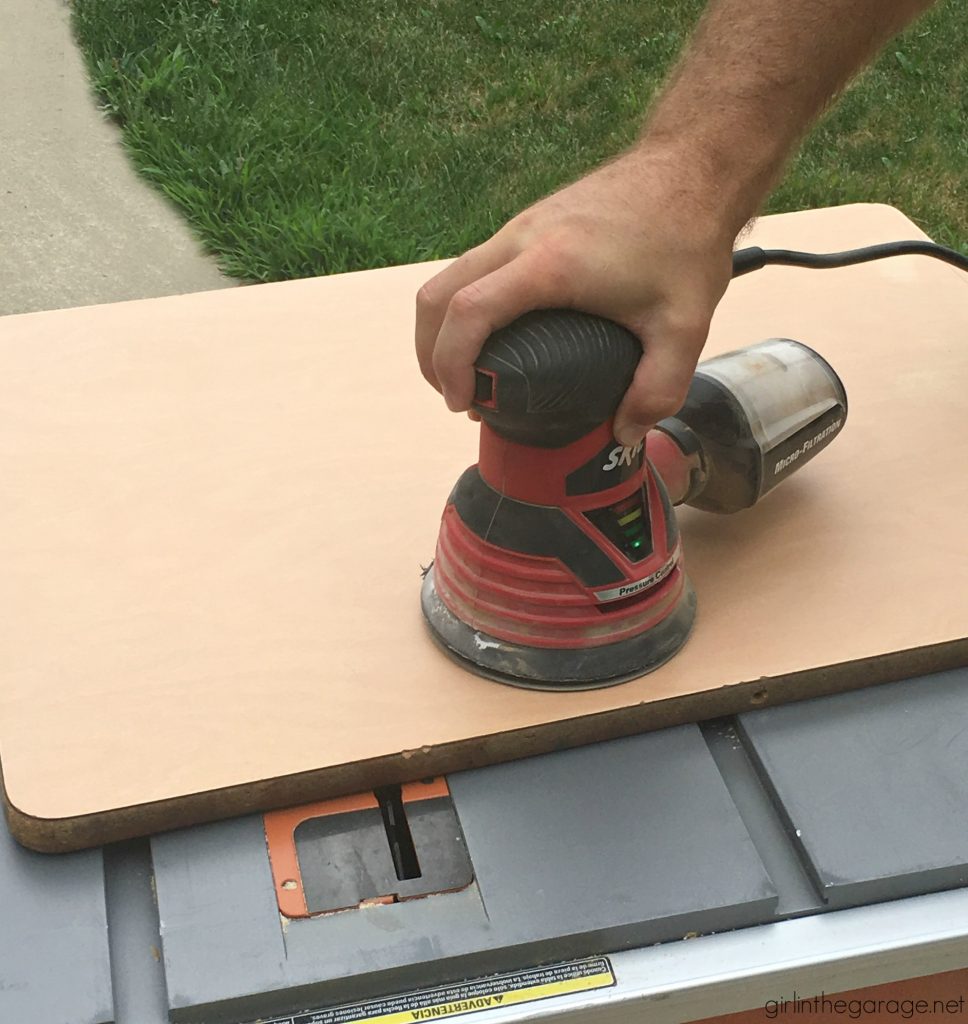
(415, 0), (942, 436)
(639, 0), (939, 239)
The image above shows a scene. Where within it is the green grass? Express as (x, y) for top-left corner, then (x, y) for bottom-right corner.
(71, 0), (966, 281)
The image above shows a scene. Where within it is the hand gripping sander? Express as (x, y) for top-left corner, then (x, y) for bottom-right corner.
(420, 310), (847, 690)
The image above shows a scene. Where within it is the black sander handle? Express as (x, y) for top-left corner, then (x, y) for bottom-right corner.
(469, 310), (847, 515)
(472, 309), (641, 448)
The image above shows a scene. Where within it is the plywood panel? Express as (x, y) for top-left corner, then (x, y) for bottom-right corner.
(1, 204), (966, 851)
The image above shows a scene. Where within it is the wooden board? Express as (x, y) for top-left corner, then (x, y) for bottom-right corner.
(2, 203), (966, 852)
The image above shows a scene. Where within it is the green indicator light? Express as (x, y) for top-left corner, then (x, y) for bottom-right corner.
(631, 539), (643, 549)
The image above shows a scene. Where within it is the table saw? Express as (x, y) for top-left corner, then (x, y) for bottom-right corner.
(4, 666), (968, 1024)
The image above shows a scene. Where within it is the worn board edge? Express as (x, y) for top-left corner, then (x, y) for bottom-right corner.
(7, 637), (967, 853)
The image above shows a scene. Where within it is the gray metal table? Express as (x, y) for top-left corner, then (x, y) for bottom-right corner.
(3, 667), (967, 1024)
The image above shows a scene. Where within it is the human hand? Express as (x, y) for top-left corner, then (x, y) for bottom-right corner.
(414, 148), (737, 446)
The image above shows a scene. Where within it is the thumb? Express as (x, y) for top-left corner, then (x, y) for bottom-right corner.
(612, 315), (710, 446)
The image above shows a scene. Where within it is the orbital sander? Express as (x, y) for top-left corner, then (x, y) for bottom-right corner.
(420, 239), (968, 690)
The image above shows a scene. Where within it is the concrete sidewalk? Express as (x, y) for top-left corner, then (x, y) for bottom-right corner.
(0, 0), (232, 316)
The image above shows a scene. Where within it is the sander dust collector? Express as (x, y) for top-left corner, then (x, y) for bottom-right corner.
(420, 240), (968, 690)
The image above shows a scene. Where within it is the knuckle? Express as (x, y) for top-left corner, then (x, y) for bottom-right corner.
(448, 281), (487, 320)
(633, 384), (689, 423)
(505, 203), (540, 236)
(647, 392), (687, 420)
(415, 280), (441, 314)
(527, 240), (581, 301)
(662, 306), (712, 345)
(532, 235), (576, 272)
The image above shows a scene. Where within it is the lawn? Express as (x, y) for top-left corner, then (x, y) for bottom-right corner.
(71, 0), (967, 281)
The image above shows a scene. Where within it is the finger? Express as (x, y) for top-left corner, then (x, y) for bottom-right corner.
(433, 249), (574, 411)
(467, 409), (482, 422)
(415, 239), (516, 391)
(612, 311), (710, 445)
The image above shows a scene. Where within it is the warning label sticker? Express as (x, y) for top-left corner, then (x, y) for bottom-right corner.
(252, 956), (616, 1024)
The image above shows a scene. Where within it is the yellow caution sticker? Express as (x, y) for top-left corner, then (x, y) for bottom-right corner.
(256, 956), (616, 1024)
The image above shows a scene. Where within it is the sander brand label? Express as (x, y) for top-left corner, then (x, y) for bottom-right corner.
(773, 417), (843, 475)
(602, 440), (644, 471)
(250, 956), (615, 1024)
(594, 554), (678, 602)
(566, 438), (644, 496)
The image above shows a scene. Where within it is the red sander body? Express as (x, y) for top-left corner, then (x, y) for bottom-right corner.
(420, 239), (968, 689)
(421, 310), (847, 689)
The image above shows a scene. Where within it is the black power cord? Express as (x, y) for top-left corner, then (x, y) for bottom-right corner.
(732, 240), (968, 278)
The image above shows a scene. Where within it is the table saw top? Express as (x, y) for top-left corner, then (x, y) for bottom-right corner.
(3, 667), (968, 1024)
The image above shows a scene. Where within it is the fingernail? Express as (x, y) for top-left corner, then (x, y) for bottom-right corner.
(616, 424), (647, 447)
